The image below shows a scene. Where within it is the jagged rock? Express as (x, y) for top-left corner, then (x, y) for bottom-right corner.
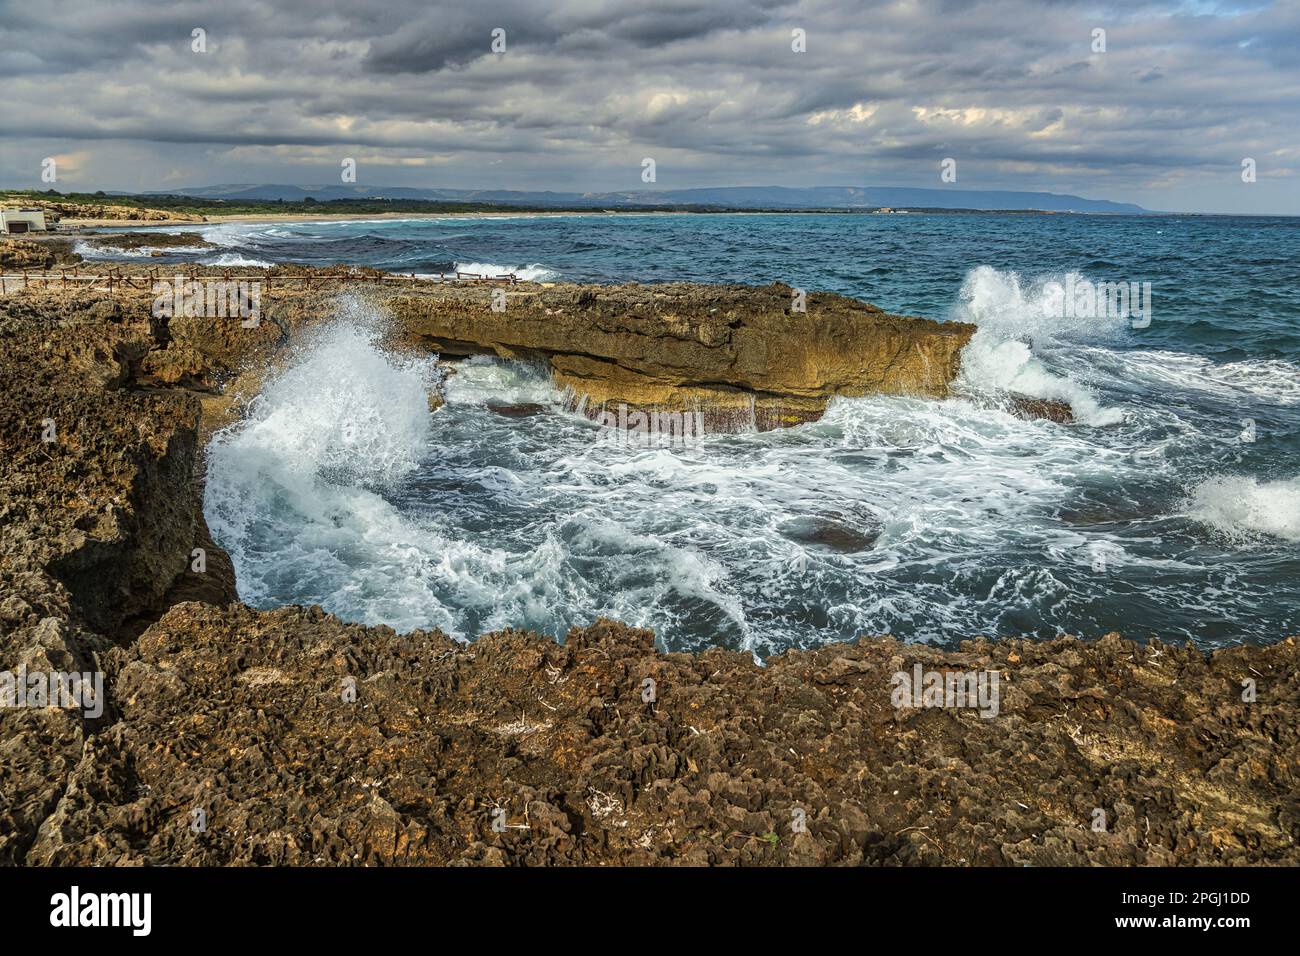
(20, 608), (1300, 867)
(4, 274), (972, 432)
(1007, 394), (1074, 423)
(0, 239), (56, 270)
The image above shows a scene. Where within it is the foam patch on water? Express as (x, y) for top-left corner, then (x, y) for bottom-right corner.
(1118, 350), (1300, 406)
(1187, 475), (1300, 542)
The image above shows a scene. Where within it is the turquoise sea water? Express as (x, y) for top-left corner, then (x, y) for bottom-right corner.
(92, 213), (1300, 653)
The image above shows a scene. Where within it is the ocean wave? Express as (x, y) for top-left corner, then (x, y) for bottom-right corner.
(952, 266), (1126, 426)
(204, 297), (447, 627)
(453, 261), (557, 281)
(197, 224), (264, 248)
(1186, 475), (1300, 542)
(199, 252), (274, 268)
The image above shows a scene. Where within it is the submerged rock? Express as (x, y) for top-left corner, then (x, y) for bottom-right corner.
(779, 515), (880, 552)
(1007, 394), (1074, 423)
(487, 401), (548, 418)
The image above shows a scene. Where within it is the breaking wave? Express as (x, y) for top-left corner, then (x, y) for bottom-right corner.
(952, 266), (1126, 426)
(198, 242), (1300, 652)
(1187, 475), (1300, 542)
(453, 261), (556, 281)
(200, 252), (274, 268)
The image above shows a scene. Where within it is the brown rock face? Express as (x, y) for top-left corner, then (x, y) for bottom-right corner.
(0, 239), (57, 270)
(21, 609), (1300, 867)
(5, 276), (973, 434)
(0, 304), (238, 862)
(391, 282), (974, 430)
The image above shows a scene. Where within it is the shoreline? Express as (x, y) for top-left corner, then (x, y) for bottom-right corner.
(58, 210), (700, 228)
(48, 207), (1146, 229)
(34, 208), (1286, 230)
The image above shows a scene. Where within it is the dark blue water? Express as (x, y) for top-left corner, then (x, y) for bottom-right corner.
(95, 212), (1300, 356)
(110, 212), (1300, 651)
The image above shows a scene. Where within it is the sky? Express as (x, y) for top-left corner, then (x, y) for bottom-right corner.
(0, 0), (1296, 214)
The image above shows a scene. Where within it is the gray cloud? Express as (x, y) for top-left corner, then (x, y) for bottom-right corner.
(0, 0), (1295, 213)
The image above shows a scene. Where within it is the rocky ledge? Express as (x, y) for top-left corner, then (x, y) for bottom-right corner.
(0, 271), (1295, 866)
(392, 281), (972, 428)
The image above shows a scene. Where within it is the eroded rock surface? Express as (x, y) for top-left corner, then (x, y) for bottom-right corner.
(392, 282), (973, 429)
(24, 609), (1300, 866)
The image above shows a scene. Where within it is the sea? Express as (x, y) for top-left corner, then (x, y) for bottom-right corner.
(82, 212), (1300, 655)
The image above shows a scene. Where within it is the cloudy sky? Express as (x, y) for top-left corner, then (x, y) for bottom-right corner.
(1, 0), (1296, 213)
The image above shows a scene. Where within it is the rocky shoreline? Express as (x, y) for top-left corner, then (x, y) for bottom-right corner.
(1, 268), (1295, 866)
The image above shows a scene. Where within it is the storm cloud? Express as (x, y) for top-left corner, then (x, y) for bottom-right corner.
(0, 0), (1295, 212)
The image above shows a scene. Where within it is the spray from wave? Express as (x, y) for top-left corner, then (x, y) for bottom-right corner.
(203, 296), (453, 626)
(952, 266), (1126, 426)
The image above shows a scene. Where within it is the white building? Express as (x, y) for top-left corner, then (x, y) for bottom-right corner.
(0, 209), (49, 235)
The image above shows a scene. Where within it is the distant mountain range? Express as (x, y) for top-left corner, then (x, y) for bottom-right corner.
(138, 183), (1151, 214)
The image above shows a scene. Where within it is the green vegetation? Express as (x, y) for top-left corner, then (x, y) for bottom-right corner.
(1, 188), (1063, 218)
(1, 188), (746, 217)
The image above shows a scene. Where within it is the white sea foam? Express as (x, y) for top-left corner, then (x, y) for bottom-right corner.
(203, 297), (451, 627)
(453, 261), (556, 281)
(1116, 349), (1300, 406)
(200, 252), (274, 268)
(953, 266), (1126, 426)
(1187, 475), (1300, 542)
(72, 239), (211, 259)
(444, 355), (560, 406)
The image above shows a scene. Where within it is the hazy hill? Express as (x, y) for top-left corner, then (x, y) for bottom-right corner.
(145, 183), (1151, 214)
